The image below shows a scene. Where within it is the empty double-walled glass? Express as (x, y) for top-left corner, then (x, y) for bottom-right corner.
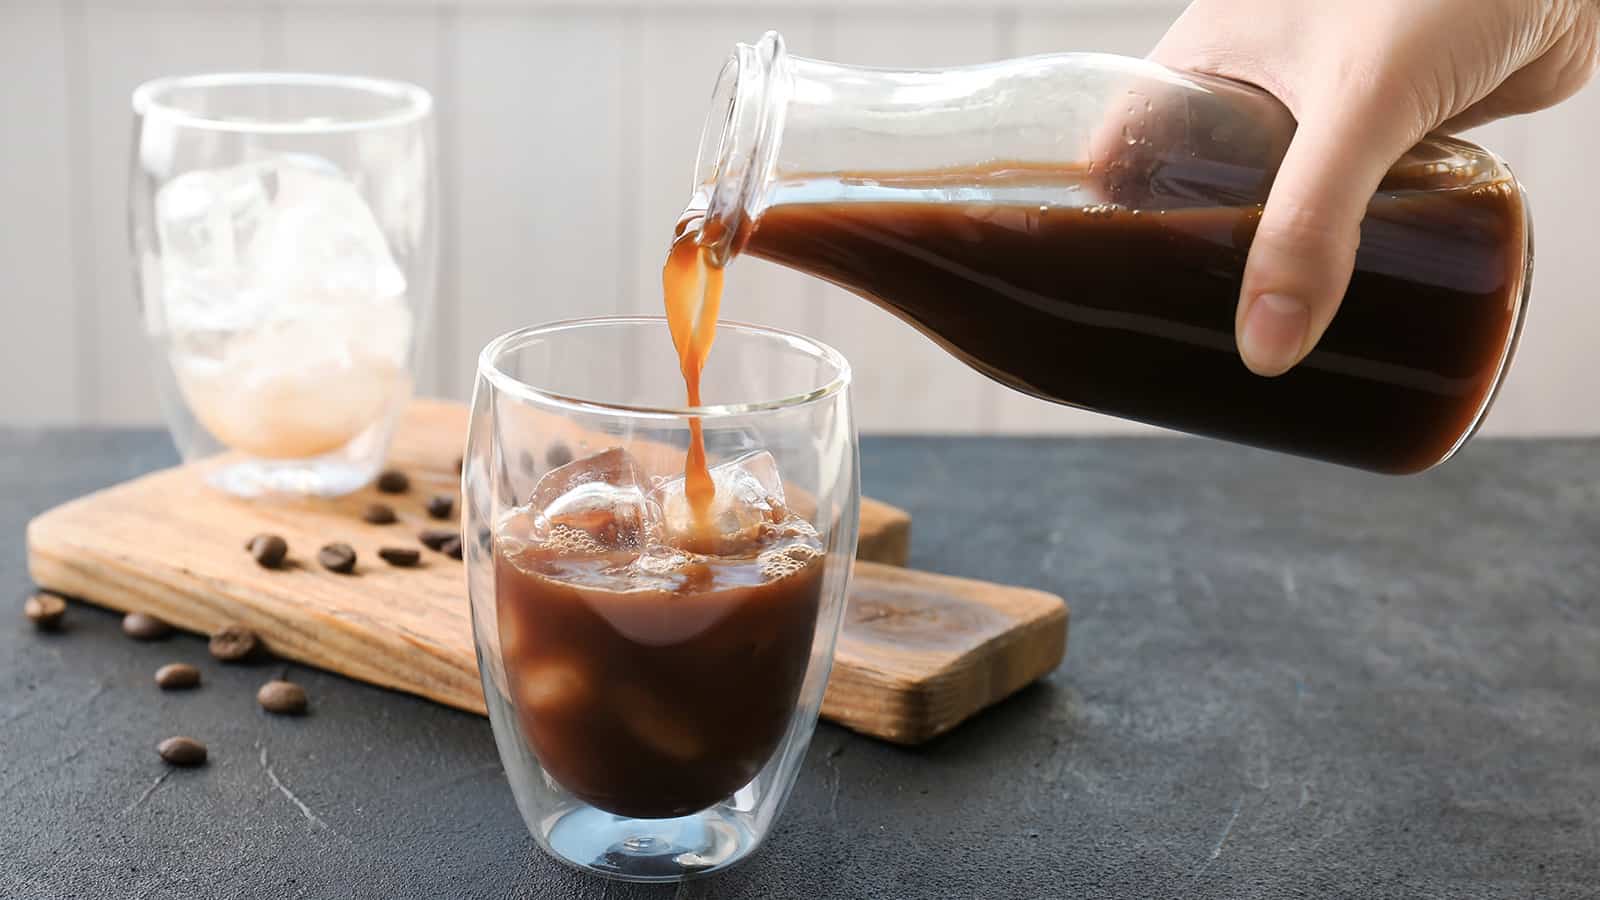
(464, 317), (858, 881)
(130, 73), (436, 496)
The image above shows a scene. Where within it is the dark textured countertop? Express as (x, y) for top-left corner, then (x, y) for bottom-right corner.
(3, 429), (1598, 899)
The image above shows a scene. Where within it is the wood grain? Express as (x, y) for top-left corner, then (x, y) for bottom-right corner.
(824, 561), (1069, 744)
(27, 400), (1062, 743)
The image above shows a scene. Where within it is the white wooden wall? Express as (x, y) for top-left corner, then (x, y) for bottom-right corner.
(3, 0), (1595, 435)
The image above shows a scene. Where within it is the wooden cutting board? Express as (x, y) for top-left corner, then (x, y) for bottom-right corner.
(26, 400), (1066, 744)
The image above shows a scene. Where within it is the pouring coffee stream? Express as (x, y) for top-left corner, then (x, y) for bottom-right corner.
(662, 209), (724, 538)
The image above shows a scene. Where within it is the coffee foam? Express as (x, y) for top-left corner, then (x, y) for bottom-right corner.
(544, 524), (606, 556)
(758, 540), (823, 580)
(502, 506), (825, 590)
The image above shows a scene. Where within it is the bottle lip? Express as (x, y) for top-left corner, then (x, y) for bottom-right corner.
(694, 31), (789, 267)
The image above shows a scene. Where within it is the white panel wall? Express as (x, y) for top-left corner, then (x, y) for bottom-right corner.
(0, 5), (79, 420)
(2, 0), (1595, 436)
(79, 3), (272, 425)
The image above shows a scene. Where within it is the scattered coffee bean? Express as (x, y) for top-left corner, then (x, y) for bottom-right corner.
(517, 450), (537, 475)
(418, 529), (457, 552)
(123, 612), (171, 641)
(318, 543), (357, 574)
(377, 546), (421, 568)
(209, 625), (260, 662)
(257, 679), (308, 715)
(23, 593), (66, 630)
(376, 469), (410, 494)
(426, 494), (454, 520)
(157, 736), (207, 767)
(545, 442), (575, 468)
(440, 536), (463, 560)
(155, 662), (201, 690)
(361, 503), (398, 525)
(247, 533), (288, 569)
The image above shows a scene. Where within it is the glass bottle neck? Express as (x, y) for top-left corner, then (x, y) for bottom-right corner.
(692, 31), (789, 267)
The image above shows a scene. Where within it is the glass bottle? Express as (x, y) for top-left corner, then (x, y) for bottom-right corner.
(688, 32), (1532, 474)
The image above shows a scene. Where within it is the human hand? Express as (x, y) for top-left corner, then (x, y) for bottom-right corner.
(1151, 0), (1600, 375)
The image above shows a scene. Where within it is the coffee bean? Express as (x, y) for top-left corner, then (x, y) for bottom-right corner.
(545, 443), (575, 468)
(157, 736), (207, 767)
(247, 534), (288, 569)
(318, 543), (357, 574)
(362, 503), (398, 525)
(123, 612), (171, 641)
(376, 469), (409, 494)
(155, 662), (201, 690)
(418, 529), (457, 551)
(209, 625), (260, 662)
(23, 593), (66, 630)
(440, 536), (463, 560)
(257, 680), (307, 715)
(426, 494), (454, 520)
(517, 450), (537, 475)
(377, 546), (421, 568)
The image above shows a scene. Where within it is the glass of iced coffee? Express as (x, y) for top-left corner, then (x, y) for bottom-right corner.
(464, 317), (858, 882)
(130, 73), (435, 496)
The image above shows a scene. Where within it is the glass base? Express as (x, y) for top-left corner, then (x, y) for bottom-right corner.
(206, 456), (381, 498)
(539, 805), (759, 883)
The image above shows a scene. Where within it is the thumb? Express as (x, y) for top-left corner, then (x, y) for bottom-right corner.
(1236, 101), (1424, 376)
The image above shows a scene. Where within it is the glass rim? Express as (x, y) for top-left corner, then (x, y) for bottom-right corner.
(132, 72), (433, 135)
(479, 316), (852, 420)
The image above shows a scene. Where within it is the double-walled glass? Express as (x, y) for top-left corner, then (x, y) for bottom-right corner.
(465, 317), (858, 882)
(130, 73), (436, 496)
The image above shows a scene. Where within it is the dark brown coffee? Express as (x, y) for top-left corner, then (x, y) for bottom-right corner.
(738, 165), (1526, 474)
(494, 505), (823, 819)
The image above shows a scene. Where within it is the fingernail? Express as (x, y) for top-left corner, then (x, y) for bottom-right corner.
(1239, 294), (1310, 376)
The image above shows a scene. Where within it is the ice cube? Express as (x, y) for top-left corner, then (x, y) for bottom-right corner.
(653, 450), (789, 552)
(612, 683), (703, 762)
(153, 154), (415, 458)
(529, 448), (659, 551)
(154, 153), (406, 336)
(515, 659), (588, 713)
(153, 162), (273, 333)
(244, 155), (407, 307)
